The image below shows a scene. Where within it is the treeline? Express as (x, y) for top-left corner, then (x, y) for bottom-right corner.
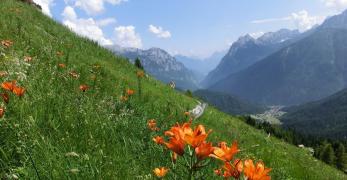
(242, 116), (347, 173)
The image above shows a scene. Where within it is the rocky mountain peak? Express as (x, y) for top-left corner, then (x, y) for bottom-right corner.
(236, 34), (255, 45)
(320, 8), (347, 30)
(256, 29), (300, 44)
(107, 45), (199, 90)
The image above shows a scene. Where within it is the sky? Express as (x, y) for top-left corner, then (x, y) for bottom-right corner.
(33, 0), (347, 59)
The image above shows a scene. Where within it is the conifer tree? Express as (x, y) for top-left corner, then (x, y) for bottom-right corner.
(335, 143), (347, 170)
(185, 90), (193, 97)
(135, 57), (144, 70)
(321, 143), (336, 165)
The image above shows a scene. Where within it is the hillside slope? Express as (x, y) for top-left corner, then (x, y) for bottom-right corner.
(281, 88), (347, 139)
(0, 0), (345, 179)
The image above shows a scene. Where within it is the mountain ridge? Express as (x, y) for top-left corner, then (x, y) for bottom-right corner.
(208, 9), (347, 105)
(175, 50), (226, 81)
(201, 28), (301, 87)
(108, 46), (199, 90)
(281, 88), (347, 139)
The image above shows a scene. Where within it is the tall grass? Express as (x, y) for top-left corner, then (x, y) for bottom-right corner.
(0, 0), (346, 179)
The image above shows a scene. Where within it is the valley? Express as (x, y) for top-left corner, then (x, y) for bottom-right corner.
(250, 106), (285, 125)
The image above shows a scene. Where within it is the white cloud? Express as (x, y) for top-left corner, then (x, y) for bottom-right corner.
(148, 25), (172, 38)
(251, 17), (291, 24)
(62, 5), (77, 20)
(97, 18), (117, 27)
(62, 6), (113, 46)
(33, 0), (54, 17)
(291, 10), (325, 32)
(168, 50), (180, 56)
(249, 32), (265, 39)
(75, 0), (103, 15)
(105, 0), (128, 5)
(170, 48), (224, 60)
(115, 26), (142, 48)
(251, 10), (325, 32)
(323, 0), (347, 11)
(74, 0), (127, 15)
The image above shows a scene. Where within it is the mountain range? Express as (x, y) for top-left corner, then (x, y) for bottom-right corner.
(175, 50), (226, 82)
(108, 46), (199, 90)
(207, 9), (347, 106)
(201, 29), (301, 88)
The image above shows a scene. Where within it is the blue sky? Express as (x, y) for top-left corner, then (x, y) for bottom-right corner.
(34, 0), (347, 58)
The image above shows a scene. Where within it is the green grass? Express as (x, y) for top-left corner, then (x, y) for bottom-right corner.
(0, 0), (346, 179)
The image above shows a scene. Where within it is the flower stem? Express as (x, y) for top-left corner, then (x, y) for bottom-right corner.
(188, 147), (195, 180)
(137, 77), (142, 99)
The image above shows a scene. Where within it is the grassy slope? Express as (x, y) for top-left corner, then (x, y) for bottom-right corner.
(0, 0), (345, 179)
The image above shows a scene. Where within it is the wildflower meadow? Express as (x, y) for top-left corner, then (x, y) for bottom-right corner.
(0, 0), (346, 179)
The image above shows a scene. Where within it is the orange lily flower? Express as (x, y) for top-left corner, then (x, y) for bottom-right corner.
(79, 84), (89, 92)
(153, 167), (169, 178)
(222, 159), (244, 179)
(148, 119), (156, 128)
(171, 152), (178, 163)
(24, 56), (32, 62)
(1, 81), (17, 91)
(148, 119), (159, 131)
(1, 93), (9, 104)
(163, 121), (212, 156)
(0, 71), (8, 77)
(163, 122), (192, 156)
(69, 71), (79, 79)
(164, 137), (185, 156)
(1, 40), (13, 48)
(210, 141), (239, 162)
(214, 169), (222, 176)
(13, 86), (25, 97)
(58, 63), (66, 68)
(153, 136), (164, 145)
(0, 107), (4, 118)
(136, 70), (145, 78)
(243, 159), (271, 180)
(195, 141), (214, 160)
(126, 89), (135, 96)
(184, 111), (190, 116)
(164, 121), (192, 140)
(184, 124), (211, 148)
(120, 95), (128, 102)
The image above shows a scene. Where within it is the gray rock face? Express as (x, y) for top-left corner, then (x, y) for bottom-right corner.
(201, 29), (301, 87)
(107, 46), (199, 90)
(320, 9), (347, 30)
